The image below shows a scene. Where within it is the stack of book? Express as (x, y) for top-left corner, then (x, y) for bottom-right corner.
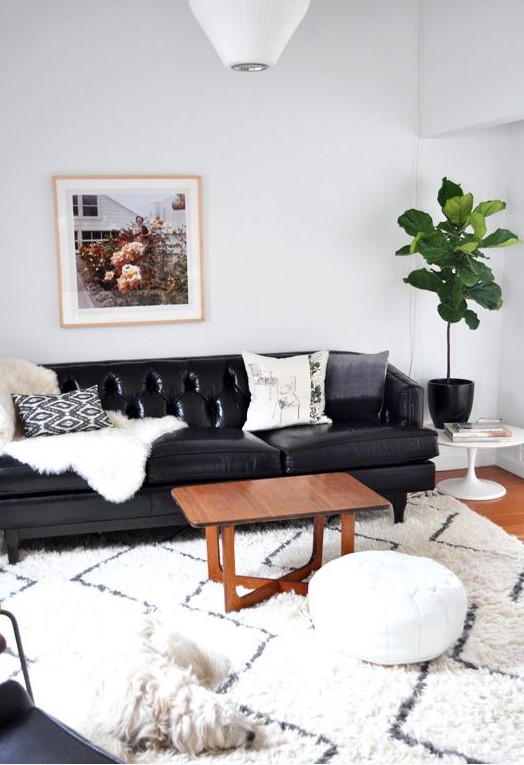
(443, 422), (513, 442)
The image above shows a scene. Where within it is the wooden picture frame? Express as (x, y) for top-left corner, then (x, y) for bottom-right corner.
(53, 175), (204, 327)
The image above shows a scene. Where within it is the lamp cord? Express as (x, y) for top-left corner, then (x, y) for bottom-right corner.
(408, 0), (422, 380)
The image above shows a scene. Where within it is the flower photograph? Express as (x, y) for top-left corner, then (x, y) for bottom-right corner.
(54, 176), (203, 326)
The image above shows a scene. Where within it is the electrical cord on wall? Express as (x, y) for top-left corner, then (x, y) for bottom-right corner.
(408, 132), (420, 380)
(408, 0), (422, 380)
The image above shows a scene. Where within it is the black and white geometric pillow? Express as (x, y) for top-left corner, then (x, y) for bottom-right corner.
(12, 385), (112, 438)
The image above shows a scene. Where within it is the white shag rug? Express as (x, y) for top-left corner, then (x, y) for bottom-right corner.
(1, 492), (523, 764)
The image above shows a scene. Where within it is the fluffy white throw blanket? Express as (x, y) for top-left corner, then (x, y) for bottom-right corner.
(0, 357), (60, 444)
(2, 413), (187, 503)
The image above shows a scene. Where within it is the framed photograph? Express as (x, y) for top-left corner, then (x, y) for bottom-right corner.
(53, 175), (204, 327)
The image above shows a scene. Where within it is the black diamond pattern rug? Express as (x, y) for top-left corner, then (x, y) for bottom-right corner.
(1, 491), (523, 763)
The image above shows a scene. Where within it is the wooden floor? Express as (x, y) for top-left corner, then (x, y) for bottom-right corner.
(435, 465), (524, 541)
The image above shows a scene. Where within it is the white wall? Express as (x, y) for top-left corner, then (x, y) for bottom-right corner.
(0, 0), (420, 369)
(419, 0), (524, 137)
(497, 121), (524, 477)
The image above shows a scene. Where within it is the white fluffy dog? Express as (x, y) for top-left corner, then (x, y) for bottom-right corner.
(88, 617), (256, 759)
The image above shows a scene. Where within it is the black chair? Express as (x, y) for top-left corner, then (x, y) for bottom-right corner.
(0, 607), (121, 764)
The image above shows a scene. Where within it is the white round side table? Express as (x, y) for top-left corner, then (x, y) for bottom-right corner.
(437, 425), (524, 500)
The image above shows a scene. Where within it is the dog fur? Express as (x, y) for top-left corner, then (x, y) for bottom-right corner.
(88, 617), (256, 759)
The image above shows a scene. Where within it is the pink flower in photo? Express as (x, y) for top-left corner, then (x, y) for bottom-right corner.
(111, 242), (145, 268)
(117, 264), (142, 292)
(111, 249), (126, 267)
(123, 242), (145, 258)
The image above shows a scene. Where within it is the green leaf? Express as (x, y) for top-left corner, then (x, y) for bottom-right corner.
(481, 228), (521, 248)
(468, 211), (486, 239)
(472, 249), (488, 260)
(438, 301), (466, 323)
(395, 244), (411, 255)
(451, 278), (465, 307)
(403, 268), (442, 293)
(437, 220), (457, 234)
(409, 231), (426, 254)
(474, 200), (506, 218)
(467, 281), (503, 310)
(437, 178), (463, 209)
(456, 261), (480, 287)
(418, 234), (457, 266)
(443, 193), (474, 226)
(469, 259), (495, 282)
(464, 309), (480, 329)
(436, 279), (454, 303)
(397, 209), (435, 237)
(454, 241), (479, 255)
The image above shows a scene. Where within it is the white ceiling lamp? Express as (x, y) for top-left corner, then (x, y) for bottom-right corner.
(188, 0), (311, 72)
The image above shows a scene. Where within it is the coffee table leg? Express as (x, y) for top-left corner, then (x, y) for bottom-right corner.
(311, 516), (324, 569)
(221, 525), (243, 612)
(205, 527), (222, 582)
(340, 512), (355, 555)
(206, 516), (341, 613)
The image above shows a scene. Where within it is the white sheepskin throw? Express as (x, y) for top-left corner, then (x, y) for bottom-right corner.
(2, 413), (187, 503)
(0, 358), (60, 444)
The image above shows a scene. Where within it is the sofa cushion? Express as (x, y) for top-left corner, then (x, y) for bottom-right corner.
(146, 428), (282, 485)
(0, 454), (92, 496)
(242, 352), (311, 431)
(257, 422), (439, 474)
(325, 351), (389, 422)
(13, 387), (111, 438)
(242, 351), (331, 432)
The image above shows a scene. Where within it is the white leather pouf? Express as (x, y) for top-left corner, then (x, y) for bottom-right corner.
(308, 550), (467, 665)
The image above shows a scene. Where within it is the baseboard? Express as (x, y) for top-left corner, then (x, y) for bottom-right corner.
(496, 448), (524, 479)
(432, 450), (496, 472)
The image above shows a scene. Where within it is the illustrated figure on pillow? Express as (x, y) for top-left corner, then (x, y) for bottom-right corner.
(273, 376), (300, 425)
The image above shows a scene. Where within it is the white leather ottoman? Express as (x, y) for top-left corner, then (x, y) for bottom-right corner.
(308, 550), (467, 665)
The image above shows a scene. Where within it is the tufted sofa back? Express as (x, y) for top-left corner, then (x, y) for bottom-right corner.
(46, 351), (422, 429)
(49, 350), (406, 430)
(49, 355), (255, 428)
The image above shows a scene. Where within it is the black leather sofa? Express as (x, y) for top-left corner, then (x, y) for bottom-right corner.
(0, 351), (438, 564)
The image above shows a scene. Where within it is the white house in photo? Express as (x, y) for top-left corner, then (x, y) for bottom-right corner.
(135, 195), (187, 231)
(73, 194), (136, 248)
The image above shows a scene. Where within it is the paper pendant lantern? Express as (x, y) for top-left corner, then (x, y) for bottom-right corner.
(188, 0), (311, 71)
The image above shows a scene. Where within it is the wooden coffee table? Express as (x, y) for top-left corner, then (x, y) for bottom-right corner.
(171, 473), (389, 612)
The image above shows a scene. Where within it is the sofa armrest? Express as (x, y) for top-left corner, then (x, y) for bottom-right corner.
(382, 365), (424, 427)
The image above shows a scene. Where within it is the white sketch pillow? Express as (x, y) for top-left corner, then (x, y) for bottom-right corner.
(242, 351), (331, 432)
(13, 386), (112, 438)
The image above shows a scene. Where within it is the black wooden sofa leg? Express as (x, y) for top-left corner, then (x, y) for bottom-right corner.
(392, 493), (407, 524)
(5, 529), (20, 565)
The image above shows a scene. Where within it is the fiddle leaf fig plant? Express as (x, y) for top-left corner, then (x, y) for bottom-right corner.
(396, 177), (522, 382)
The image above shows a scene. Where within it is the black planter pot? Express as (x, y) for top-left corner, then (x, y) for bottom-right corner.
(427, 378), (475, 429)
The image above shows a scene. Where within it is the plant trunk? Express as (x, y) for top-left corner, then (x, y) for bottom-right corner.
(446, 322), (451, 383)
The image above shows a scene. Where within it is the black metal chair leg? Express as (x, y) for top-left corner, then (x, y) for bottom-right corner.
(1, 608), (34, 701)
